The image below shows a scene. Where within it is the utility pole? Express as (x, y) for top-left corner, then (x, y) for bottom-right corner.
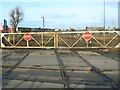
(41, 17), (45, 31)
(104, 0), (105, 29)
(103, 0), (106, 46)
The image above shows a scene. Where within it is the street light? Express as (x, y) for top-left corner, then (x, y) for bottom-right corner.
(41, 17), (45, 31)
(103, 0), (105, 29)
(103, 0), (106, 46)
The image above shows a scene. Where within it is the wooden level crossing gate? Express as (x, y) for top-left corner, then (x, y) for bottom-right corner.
(0, 31), (120, 49)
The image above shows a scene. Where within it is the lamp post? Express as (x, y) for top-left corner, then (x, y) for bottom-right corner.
(41, 17), (45, 31)
(104, 0), (105, 29)
(103, 0), (106, 46)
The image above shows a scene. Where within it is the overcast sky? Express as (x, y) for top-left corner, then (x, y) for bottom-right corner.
(0, 0), (119, 29)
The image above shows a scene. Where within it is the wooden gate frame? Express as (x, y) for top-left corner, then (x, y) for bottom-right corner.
(0, 31), (120, 49)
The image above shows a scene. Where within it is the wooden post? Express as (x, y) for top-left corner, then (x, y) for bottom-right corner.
(13, 34), (15, 46)
(87, 41), (88, 48)
(54, 32), (58, 48)
(41, 33), (43, 46)
(27, 40), (29, 47)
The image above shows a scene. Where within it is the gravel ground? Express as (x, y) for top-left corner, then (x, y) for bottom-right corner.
(94, 49), (119, 61)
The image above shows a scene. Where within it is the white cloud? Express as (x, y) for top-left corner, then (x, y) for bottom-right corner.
(1, 0), (120, 2)
(0, 3), (3, 25)
(1, 1), (118, 28)
(18, 2), (118, 28)
(24, 3), (117, 23)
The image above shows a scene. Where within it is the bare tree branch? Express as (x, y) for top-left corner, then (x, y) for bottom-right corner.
(9, 6), (24, 32)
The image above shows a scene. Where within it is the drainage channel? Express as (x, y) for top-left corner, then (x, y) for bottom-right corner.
(71, 50), (118, 89)
(54, 49), (70, 88)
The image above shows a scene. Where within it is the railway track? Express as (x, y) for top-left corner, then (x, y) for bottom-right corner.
(54, 49), (118, 89)
(54, 49), (70, 88)
(2, 49), (31, 76)
(2, 53), (12, 60)
(71, 49), (119, 89)
(2, 49), (119, 89)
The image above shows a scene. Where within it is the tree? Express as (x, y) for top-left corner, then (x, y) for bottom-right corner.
(9, 6), (24, 32)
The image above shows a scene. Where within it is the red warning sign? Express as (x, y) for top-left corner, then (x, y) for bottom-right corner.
(83, 31), (92, 41)
(24, 33), (31, 41)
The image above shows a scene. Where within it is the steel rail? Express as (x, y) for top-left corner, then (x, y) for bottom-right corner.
(54, 49), (70, 88)
(3, 76), (112, 86)
(2, 50), (31, 76)
(2, 53), (12, 59)
(71, 50), (118, 89)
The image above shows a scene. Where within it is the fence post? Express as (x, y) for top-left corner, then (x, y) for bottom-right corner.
(54, 32), (58, 48)
(13, 34), (15, 46)
(41, 33), (43, 46)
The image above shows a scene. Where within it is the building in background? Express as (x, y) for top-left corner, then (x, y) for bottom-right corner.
(86, 26), (104, 31)
(0, 25), (14, 33)
(18, 27), (55, 32)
